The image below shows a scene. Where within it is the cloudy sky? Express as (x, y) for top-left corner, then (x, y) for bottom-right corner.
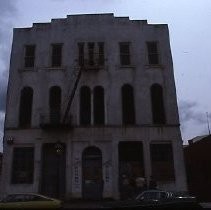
(0, 0), (211, 151)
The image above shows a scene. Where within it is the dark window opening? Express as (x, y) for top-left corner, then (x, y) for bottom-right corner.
(24, 45), (35, 68)
(119, 42), (131, 65)
(49, 86), (61, 124)
(122, 84), (135, 125)
(19, 87), (33, 128)
(147, 42), (159, 65)
(78, 42), (84, 66)
(51, 44), (62, 67)
(88, 43), (95, 66)
(94, 86), (105, 125)
(80, 86), (91, 125)
(151, 84), (166, 124)
(98, 42), (104, 66)
(11, 147), (34, 184)
(118, 142), (145, 197)
(150, 143), (175, 181)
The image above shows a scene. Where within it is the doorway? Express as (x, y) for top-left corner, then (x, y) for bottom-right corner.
(40, 143), (66, 198)
(82, 146), (103, 200)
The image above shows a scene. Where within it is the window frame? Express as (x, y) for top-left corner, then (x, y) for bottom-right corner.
(24, 45), (36, 68)
(150, 143), (175, 181)
(119, 42), (131, 66)
(51, 43), (63, 67)
(146, 41), (160, 65)
(11, 147), (35, 184)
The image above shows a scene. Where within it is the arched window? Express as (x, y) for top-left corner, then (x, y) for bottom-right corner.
(19, 87), (33, 127)
(80, 86), (91, 125)
(121, 84), (135, 125)
(93, 86), (105, 125)
(49, 86), (61, 124)
(151, 84), (166, 124)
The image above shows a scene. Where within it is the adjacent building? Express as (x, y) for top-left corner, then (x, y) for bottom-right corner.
(2, 13), (187, 199)
(184, 135), (211, 202)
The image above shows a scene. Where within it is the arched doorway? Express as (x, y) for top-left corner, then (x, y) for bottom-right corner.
(82, 146), (103, 200)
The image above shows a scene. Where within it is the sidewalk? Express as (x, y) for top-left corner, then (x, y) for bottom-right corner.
(62, 200), (211, 209)
(63, 199), (108, 209)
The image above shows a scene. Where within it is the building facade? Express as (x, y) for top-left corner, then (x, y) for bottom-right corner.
(2, 14), (186, 199)
(184, 135), (211, 202)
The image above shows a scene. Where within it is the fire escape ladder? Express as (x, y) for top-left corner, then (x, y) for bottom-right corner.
(62, 66), (82, 124)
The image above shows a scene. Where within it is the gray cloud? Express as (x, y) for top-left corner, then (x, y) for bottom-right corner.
(178, 100), (207, 127)
(0, 1), (18, 112)
(0, 0), (18, 151)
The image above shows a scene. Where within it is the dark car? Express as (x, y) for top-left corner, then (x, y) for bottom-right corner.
(102, 190), (202, 209)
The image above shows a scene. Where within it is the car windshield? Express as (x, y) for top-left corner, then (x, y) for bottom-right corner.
(137, 191), (160, 200)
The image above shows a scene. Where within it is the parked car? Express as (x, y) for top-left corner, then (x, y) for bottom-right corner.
(0, 193), (62, 209)
(102, 190), (202, 209)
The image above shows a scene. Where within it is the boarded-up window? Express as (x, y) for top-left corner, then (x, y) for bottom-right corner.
(119, 42), (131, 65)
(151, 84), (166, 124)
(19, 87), (33, 127)
(51, 44), (62, 67)
(122, 84), (135, 125)
(11, 147), (34, 184)
(24, 45), (35, 68)
(94, 86), (105, 125)
(150, 143), (175, 181)
(80, 86), (91, 125)
(147, 42), (159, 65)
(49, 86), (61, 124)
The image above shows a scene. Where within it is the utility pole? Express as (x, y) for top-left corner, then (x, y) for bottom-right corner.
(206, 112), (210, 135)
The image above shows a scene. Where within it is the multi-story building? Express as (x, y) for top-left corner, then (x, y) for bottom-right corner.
(2, 13), (187, 199)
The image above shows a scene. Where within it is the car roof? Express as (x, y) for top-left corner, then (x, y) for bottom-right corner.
(6, 193), (54, 200)
(142, 190), (167, 193)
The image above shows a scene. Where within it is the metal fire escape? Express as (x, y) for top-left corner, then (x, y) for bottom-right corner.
(40, 50), (104, 129)
(62, 65), (82, 125)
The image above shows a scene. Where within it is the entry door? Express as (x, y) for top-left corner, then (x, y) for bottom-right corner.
(41, 143), (66, 198)
(82, 147), (103, 200)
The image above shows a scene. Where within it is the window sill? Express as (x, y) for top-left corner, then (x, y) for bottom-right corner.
(45, 66), (66, 71)
(19, 68), (38, 72)
(118, 65), (136, 69)
(145, 64), (164, 69)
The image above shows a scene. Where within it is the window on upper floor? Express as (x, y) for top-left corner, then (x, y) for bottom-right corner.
(122, 84), (135, 125)
(98, 42), (105, 66)
(51, 44), (62, 67)
(11, 147), (34, 184)
(150, 143), (175, 181)
(78, 42), (85, 66)
(77, 42), (105, 68)
(119, 42), (131, 66)
(49, 86), (61, 124)
(93, 86), (105, 125)
(150, 84), (166, 124)
(79, 86), (105, 125)
(80, 86), (91, 125)
(19, 87), (33, 128)
(147, 42), (160, 65)
(24, 45), (36, 68)
(88, 42), (95, 66)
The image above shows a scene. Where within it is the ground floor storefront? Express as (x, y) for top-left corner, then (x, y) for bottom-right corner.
(1, 127), (187, 200)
